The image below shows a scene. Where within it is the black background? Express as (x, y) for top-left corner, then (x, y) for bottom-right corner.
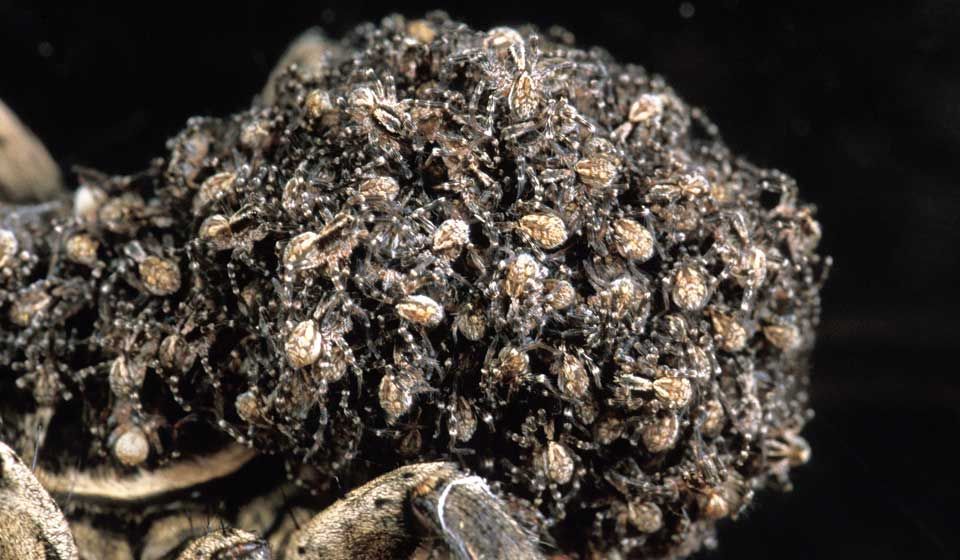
(1, 1), (957, 558)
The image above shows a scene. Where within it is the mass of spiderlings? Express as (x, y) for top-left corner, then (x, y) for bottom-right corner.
(0, 13), (827, 559)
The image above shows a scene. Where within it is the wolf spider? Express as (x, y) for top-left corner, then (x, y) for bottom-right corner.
(0, 35), (543, 560)
(1, 14), (825, 560)
(0, 440), (543, 559)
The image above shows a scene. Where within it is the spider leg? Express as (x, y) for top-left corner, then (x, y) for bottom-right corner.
(383, 74), (397, 103)
(140, 512), (235, 560)
(284, 462), (545, 560)
(410, 469), (544, 560)
(35, 443), (256, 503)
(70, 519), (132, 560)
(260, 28), (336, 105)
(467, 80), (487, 132)
(173, 527), (270, 560)
(0, 440), (79, 559)
(502, 119), (539, 141)
(21, 442), (258, 558)
(112, 506), (272, 560)
(0, 98), (63, 203)
(146, 474), (315, 560)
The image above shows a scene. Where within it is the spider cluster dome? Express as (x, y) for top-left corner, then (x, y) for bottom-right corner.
(0, 12), (827, 558)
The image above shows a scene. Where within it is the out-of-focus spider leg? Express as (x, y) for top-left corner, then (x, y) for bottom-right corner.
(259, 29), (340, 106)
(132, 510), (269, 560)
(285, 462), (545, 560)
(174, 529), (270, 560)
(29, 443), (260, 560)
(0, 99), (63, 203)
(0, 440), (78, 559)
(35, 444), (257, 504)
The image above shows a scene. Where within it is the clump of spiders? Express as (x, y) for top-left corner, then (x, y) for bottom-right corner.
(0, 11), (828, 559)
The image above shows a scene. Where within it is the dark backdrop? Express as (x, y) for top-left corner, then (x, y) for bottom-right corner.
(1, 1), (957, 558)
